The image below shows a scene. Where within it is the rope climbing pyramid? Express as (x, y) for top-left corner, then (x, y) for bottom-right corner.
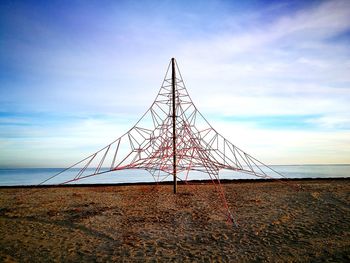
(42, 58), (285, 190)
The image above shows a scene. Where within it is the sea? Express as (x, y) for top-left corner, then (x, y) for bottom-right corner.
(0, 165), (349, 186)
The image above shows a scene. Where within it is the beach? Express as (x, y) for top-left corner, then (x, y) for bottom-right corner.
(0, 179), (349, 262)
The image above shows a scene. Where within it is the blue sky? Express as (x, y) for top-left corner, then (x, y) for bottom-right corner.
(1, 0), (350, 167)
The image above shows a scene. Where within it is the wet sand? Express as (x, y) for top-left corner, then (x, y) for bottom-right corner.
(0, 179), (349, 262)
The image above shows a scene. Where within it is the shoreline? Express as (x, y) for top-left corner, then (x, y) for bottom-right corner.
(0, 176), (349, 189)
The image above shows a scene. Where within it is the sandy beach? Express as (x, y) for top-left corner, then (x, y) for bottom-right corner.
(0, 179), (349, 262)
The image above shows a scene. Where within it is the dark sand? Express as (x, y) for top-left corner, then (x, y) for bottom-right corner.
(0, 179), (349, 262)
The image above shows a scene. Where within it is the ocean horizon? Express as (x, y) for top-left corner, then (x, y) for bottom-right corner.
(0, 164), (349, 186)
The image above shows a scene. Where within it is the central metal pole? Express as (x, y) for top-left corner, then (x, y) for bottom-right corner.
(171, 58), (177, 194)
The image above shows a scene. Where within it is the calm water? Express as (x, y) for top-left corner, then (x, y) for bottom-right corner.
(0, 165), (349, 186)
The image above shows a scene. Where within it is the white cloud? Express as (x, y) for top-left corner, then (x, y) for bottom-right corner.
(1, 0), (350, 166)
(307, 114), (350, 130)
(179, 0), (350, 60)
(212, 120), (350, 165)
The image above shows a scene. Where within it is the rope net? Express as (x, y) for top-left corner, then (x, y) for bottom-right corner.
(39, 59), (288, 224)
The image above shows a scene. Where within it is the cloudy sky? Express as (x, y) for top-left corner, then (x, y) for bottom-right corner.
(1, 0), (349, 167)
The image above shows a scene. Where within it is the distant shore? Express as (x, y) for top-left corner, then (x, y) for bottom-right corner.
(1, 179), (349, 261)
(0, 176), (349, 189)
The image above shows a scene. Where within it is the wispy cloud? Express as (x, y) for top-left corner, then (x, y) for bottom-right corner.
(0, 0), (349, 166)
